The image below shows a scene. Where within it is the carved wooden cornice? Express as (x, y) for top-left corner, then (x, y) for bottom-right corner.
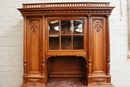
(19, 9), (113, 16)
(18, 2), (115, 16)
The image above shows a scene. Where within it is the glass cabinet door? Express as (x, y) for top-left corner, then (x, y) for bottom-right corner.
(49, 20), (59, 34)
(49, 36), (59, 50)
(61, 36), (71, 50)
(48, 19), (84, 50)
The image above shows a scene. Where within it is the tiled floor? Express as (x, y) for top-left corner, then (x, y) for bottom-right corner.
(47, 81), (87, 87)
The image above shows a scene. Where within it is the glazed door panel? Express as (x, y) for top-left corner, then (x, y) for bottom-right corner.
(26, 17), (42, 74)
(91, 17), (106, 75)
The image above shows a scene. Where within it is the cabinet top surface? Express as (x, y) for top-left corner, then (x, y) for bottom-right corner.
(18, 2), (115, 16)
(21, 2), (112, 8)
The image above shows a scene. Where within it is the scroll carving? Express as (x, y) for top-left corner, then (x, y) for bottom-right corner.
(30, 20), (39, 33)
(94, 20), (102, 33)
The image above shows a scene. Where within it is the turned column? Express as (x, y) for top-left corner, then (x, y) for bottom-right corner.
(88, 15), (92, 76)
(106, 15), (110, 76)
(23, 17), (27, 76)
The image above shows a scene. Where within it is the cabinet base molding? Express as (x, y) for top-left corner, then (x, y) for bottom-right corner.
(88, 83), (114, 87)
(21, 82), (114, 87)
(21, 83), (46, 87)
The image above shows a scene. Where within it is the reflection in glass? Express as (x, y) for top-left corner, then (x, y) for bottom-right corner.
(48, 19), (84, 50)
(61, 20), (71, 34)
(49, 20), (59, 34)
(74, 20), (83, 34)
(73, 36), (84, 49)
(61, 36), (71, 50)
(49, 37), (59, 50)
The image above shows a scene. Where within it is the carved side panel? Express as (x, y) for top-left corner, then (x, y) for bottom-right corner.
(26, 18), (42, 74)
(91, 18), (106, 75)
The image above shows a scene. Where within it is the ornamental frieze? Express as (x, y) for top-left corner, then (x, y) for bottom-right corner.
(21, 10), (111, 15)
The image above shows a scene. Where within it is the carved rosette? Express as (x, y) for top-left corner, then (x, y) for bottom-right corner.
(30, 20), (39, 33)
(94, 20), (102, 33)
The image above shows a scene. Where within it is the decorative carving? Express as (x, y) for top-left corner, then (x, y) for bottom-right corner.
(107, 55), (110, 75)
(28, 79), (40, 83)
(23, 59), (27, 76)
(30, 20), (39, 33)
(94, 20), (102, 33)
(23, 2), (109, 8)
(92, 4), (106, 6)
(21, 10), (111, 15)
(93, 78), (106, 85)
(28, 79), (40, 86)
(88, 57), (92, 76)
(27, 5), (41, 8)
(45, 4), (87, 7)
(49, 73), (85, 77)
(42, 59), (45, 76)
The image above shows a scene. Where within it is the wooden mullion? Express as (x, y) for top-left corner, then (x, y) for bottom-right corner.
(59, 20), (61, 50)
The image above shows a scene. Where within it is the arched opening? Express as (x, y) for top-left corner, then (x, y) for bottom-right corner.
(47, 56), (87, 86)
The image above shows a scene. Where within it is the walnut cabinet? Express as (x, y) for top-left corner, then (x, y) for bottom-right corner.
(18, 2), (115, 87)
